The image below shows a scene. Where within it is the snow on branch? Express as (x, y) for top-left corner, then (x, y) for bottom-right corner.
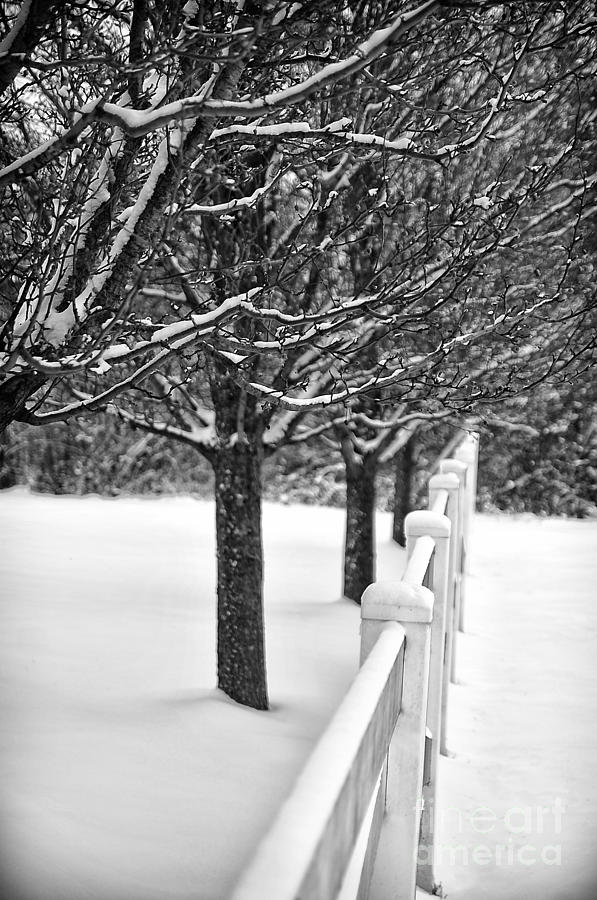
(181, 164), (283, 215)
(116, 406), (217, 452)
(0, 0), (440, 186)
(92, 1), (440, 132)
(6, 288), (264, 380)
(20, 346), (177, 424)
(11, 137), (172, 346)
(0, 110), (97, 185)
(205, 120), (428, 160)
(208, 118), (352, 142)
(235, 295), (560, 412)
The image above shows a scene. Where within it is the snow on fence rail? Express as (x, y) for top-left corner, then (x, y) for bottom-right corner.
(230, 433), (479, 900)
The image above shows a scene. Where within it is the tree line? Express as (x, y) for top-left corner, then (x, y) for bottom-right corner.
(1, 0), (595, 708)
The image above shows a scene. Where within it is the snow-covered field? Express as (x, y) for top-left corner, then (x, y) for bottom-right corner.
(435, 514), (597, 900)
(1, 490), (596, 900)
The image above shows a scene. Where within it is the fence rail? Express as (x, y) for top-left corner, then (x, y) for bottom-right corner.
(231, 432), (479, 900)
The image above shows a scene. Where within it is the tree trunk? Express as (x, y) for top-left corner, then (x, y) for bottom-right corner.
(0, 374), (46, 434)
(343, 457), (377, 604)
(0, 427), (16, 489)
(211, 366), (268, 710)
(392, 436), (416, 546)
(214, 443), (268, 709)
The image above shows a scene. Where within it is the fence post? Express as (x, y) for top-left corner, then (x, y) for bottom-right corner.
(361, 581), (433, 900)
(453, 434), (478, 575)
(439, 459), (467, 637)
(403, 511), (450, 895)
(428, 472), (460, 742)
(454, 434), (479, 548)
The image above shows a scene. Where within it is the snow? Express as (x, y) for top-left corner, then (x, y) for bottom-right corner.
(39, 288), (265, 377)
(434, 514), (597, 900)
(182, 0), (199, 17)
(147, 289), (262, 346)
(183, 182), (278, 216)
(1, 492), (596, 900)
(0, 491), (401, 899)
(207, 121), (417, 158)
(473, 196), (493, 210)
(362, 580), (433, 625)
(405, 509), (451, 537)
(36, 129), (126, 343)
(341, 132), (416, 152)
(209, 118), (351, 142)
(88, 358), (112, 375)
(69, 138), (170, 322)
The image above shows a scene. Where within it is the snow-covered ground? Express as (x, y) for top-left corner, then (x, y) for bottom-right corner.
(0, 490), (401, 900)
(1, 490), (596, 900)
(435, 514), (597, 900)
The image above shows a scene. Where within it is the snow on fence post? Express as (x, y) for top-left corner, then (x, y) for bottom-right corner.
(439, 458), (467, 639)
(360, 580), (433, 900)
(403, 511), (451, 895)
(428, 472), (460, 754)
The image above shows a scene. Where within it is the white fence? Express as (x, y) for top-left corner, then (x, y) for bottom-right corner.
(230, 433), (479, 900)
